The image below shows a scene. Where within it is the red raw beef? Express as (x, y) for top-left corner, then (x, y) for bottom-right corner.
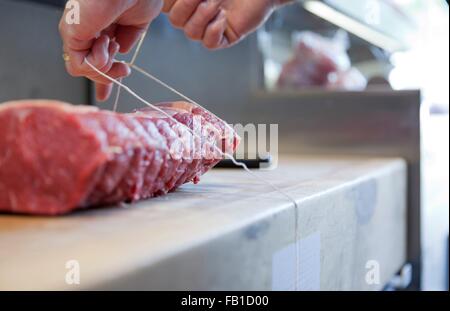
(0, 100), (240, 215)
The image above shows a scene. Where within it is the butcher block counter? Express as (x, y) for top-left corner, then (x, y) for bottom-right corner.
(0, 156), (407, 291)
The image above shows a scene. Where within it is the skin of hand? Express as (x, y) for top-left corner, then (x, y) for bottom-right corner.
(162, 0), (293, 49)
(59, 0), (163, 101)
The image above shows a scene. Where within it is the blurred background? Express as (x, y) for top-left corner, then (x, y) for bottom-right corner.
(0, 0), (448, 290)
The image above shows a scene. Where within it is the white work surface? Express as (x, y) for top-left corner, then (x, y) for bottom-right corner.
(0, 156), (407, 291)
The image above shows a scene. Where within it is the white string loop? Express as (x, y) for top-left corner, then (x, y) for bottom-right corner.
(113, 31), (147, 112)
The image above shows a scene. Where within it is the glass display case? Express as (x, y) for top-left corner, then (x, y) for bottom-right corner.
(257, 0), (419, 92)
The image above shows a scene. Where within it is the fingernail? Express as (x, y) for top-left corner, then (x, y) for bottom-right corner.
(109, 41), (120, 59)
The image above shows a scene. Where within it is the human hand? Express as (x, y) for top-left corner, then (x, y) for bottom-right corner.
(59, 0), (163, 101)
(162, 0), (292, 49)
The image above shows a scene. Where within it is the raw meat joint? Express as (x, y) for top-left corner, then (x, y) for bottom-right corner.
(0, 100), (240, 215)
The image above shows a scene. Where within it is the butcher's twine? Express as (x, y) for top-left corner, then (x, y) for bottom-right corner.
(84, 33), (300, 290)
(112, 31), (147, 112)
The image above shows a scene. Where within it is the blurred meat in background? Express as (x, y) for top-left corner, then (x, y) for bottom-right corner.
(277, 31), (366, 90)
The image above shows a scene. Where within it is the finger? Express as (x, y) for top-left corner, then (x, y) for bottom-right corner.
(88, 61), (131, 85)
(202, 11), (228, 50)
(184, 0), (221, 41)
(115, 24), (148, 53)
(102, 40), (121, 74)
(64, 34), (110, 77)
(96, 83), (114, 102)
(169, 0), (203, 28)
(162, 0), (177, 13)
(109, 40), (120, 60)
(86, 34), (111, 71)
(91, 38), (120, 74)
